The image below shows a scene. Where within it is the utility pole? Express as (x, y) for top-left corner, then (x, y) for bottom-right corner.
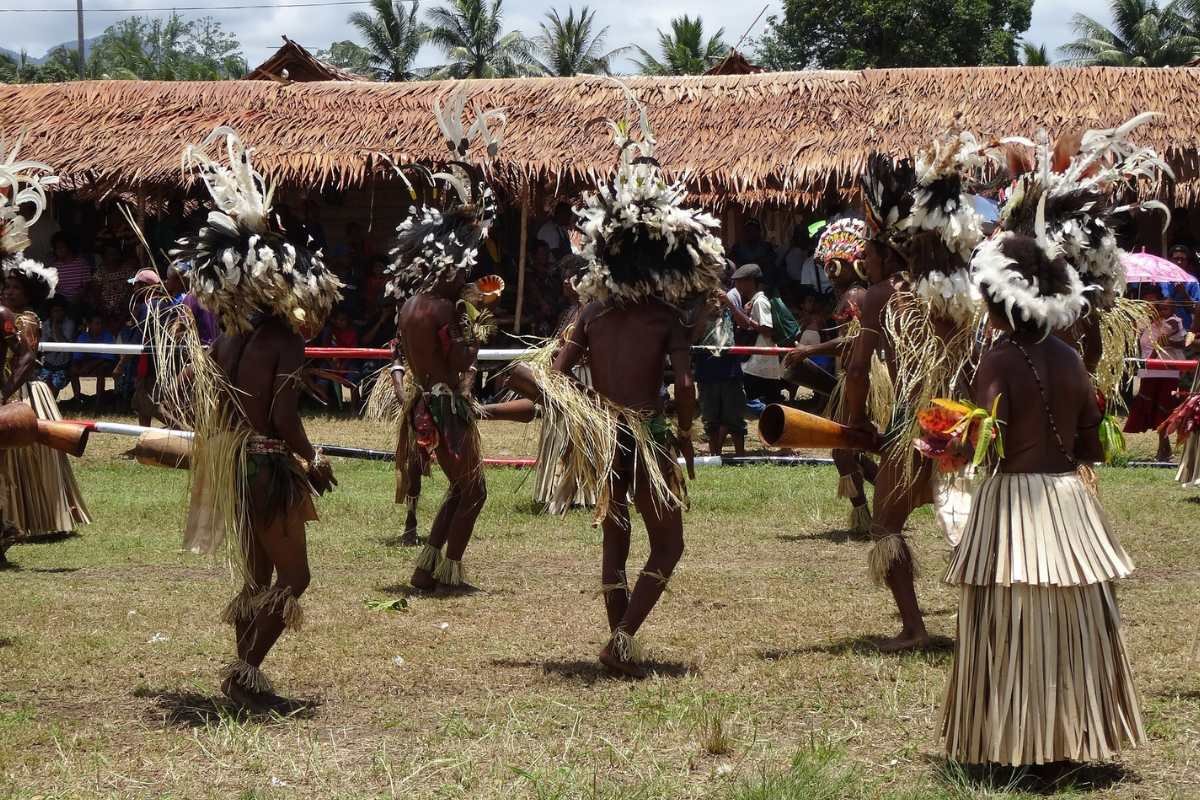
(76, 0), (85, 79)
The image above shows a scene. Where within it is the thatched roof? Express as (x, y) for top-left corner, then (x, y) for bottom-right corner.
(705, 51), (765, 76)
(246, 36), (366, 83)
(1, 67), (1198, 206)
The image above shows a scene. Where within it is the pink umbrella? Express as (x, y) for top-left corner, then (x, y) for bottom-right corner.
(1121, 249), (1199, 284)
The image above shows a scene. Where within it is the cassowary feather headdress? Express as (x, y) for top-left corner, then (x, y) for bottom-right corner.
(172, 126), (343, 334)
(860, 133), (989, 327)
(997, 112), (1173, 310)
(384, 85), (505, 302)
(1, 135), (60, 301)
(572, 80), (725, 307)
(814, 218), (867, 278)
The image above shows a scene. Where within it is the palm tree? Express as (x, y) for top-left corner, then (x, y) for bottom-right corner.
(531, 6), (628, 76)
(349, 0), (428, 81)
(1059, 0), (1200, 66)
(426, 0), (536, 78)
(1021, 42), (1051, 65)
(633, 15), (728, 75)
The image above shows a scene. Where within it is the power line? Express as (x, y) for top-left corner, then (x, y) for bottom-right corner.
(0, 0), (372, 11)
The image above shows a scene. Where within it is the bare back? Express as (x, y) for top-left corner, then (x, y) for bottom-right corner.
(396, 294), (475, 391)
(974, 335), (1102, 474)
(573, 301), (687, 412)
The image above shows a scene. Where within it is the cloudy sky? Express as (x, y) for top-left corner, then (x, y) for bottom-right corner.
(2, 0), (1105, 68)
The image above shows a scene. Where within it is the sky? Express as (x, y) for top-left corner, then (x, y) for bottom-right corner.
(0, 0), (1107, 69)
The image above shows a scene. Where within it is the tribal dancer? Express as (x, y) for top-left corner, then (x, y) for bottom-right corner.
(996, 115), (1172, 466)
(364, 341), (424, 546)
(942, 230), (1144, 766)
(0, 140), (91, 540)
(169, 127), (341, 708)
(1162, 371), (1200, 488)
(843, 137), (988, 651)
(783, 219), (879, 533)
(383, 88), (504, 592)
(509, 87), (721, 677)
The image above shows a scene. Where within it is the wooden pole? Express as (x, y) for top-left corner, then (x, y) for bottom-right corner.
(514, 188), (529, 334)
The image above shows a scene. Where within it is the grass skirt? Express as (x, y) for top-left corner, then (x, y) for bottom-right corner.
(0, 382), (91, 534)
(941, 472), (1144, 766)
(534, 366), (597, 513)
(1176, 433), (1199, 489)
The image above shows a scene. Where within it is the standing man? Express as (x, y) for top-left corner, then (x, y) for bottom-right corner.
(170, 126), (342, 709)
(510, 87), (724, 676)
(382, 87), (506, 592)
(537, 201), (576, 259)
(733, 264), (784, 404)
(730, 219), (778, 288)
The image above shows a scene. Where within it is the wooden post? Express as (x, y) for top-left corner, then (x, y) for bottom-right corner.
(514, 189), (529, 334)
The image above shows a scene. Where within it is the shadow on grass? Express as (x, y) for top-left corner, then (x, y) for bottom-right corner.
(376, 582), (512, 600)
(777, 529), (872, 544)
(489, 657), (693, 685)
(0, 562), (79, 574)
(758, 634), (955, 661)
(1187, 496), (1200, 505)
(0, 635), (15, 648)
(375, 535), (421, 548)
(133, 686), (321, 728)
(22, 532), (82, 545)
(931, 756), (1138, 795)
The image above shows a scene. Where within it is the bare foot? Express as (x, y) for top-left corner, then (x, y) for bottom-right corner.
(399, 528), (419, 547)
(874, 629), (931, 653)
(410, 567), (437, 592)
(598, 642), (647, 679)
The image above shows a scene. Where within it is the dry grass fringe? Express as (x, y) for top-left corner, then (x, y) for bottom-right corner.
(220, 659), (273, 694)
(257, 585), (304, 630)
(433, 557), (466, 586)
(836, 474), (859, 499)
(363, 365), (402, 425)
(882, 291), (980, 499)
(867, 531), (918, 587)
(1096, 298), (1155, 410)
(413, 543), (441, 572)
(220, 588), (259, 626)
(848, 504), (872, 534)
(612, 629), (642, 663)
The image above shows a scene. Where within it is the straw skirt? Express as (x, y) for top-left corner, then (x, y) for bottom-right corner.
(533, 365), (596, 514)
(1176, 433), (1199, 489)
(941, 472), (1144, 766)
(0, 382), (92, 534)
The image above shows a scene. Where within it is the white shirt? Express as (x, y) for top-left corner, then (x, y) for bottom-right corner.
(783, 248), (826, 292)
(743, 291), (782, 380)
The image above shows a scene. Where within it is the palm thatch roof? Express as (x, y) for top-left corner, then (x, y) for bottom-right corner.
(1, 67), (1198, 206)
(246, 36), (365, 82)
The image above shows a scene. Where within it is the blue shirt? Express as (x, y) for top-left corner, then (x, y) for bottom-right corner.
(73, 330), (117, 363)
(1158, 281), (1200, 330)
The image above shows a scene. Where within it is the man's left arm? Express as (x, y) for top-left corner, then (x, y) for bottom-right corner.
(271, 332), (336, 493)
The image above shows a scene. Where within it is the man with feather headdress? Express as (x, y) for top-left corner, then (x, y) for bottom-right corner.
(169, 126), (341, 709)
(841, 134), (989, 652)
(0, 137), (91, 555)
(383, 87), (505, 594)
(503, 85), (722, 677)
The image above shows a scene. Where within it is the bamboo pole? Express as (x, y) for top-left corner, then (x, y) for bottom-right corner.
(514, 188), (529, 334)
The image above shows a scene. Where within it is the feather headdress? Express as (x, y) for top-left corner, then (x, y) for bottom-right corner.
(172, 126), (342, 334)
(0, 134), (58, 265)
(384, 84), (505, 302)
(972, 230), (1091, 341)
(998, 113), (1173, 310)
(814, 218), (867, 270)
(2, 256), (58, 301)
(573, 80), (725, 307)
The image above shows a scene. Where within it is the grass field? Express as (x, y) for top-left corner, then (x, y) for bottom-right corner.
(0, 414), (1198, 799)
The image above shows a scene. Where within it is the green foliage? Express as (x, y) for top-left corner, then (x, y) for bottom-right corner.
(730, 745), (861, 799)
(1060, 0), (1200, 65)
(316, 40), (378, 77)
(531, 5), (628, 76)
(1, 13), (244, 83)
(753, 0), (1034, 69)
(347, 0), (428, 81)
(426, 0), (537, 78)
(633, 14), (728, 75)
(1021, 41), (1051, 65)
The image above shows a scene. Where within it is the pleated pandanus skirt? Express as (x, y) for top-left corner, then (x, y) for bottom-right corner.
(940, 471), (1144, 766)
(1177, 434), (1200, 489)
(0, 382), (92, 534)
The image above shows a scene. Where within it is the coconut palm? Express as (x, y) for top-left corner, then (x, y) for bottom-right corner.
(633, 15), (728, 75)
(349, 0), (429, 81)
(1059, 0), (1200, 66)
(426, 0), (536, 79)
(1021, 42), (1051, 65)
(532, 6), (628, 76)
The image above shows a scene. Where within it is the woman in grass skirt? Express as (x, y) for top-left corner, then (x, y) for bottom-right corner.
(941, 230), (1144, 766)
